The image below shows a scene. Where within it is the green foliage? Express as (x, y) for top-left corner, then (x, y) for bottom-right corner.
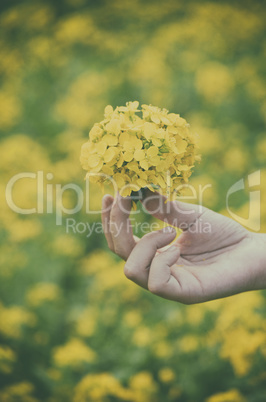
(0, 1), (266, 401)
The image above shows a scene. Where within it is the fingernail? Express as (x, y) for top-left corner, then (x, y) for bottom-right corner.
(168, 245), (179, 252)
(162, 226), (175, 233)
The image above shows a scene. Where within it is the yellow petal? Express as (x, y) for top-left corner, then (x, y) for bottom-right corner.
(161, 116), (171, 125)
(168, 125), (179, 134)
(152, 137), (162, 147)
(143, 122), (155, 139)
(88, 154), (101, 167)
(89, 125), (103, 140)
(139, 160), (149, 170)
(133, 138), (143, 150)
(104, 147), (116, 163)
(134, 149), (145, 161)
(130, 180), (141, 190)
(105, 119), (121, 135)
(113, 173), (125, 188)
(127, 161), (139, 172)
(165, 154), (175, 164)
(156, 175), (166, 188)
(95, 141), (107, 155)
(175, 117), (187, 127)
(137, 178), (147, 187)
(80, 141), (94, 158)
(117, 154), (124, 168)
(91, 160), (103, 172)
(120, 186), (132, 197)
(119, 132), (130, 144)
(156, 163), (166, 172)
(86, 173), (99, 183)
(130, 100), (139, 110)
(175, 138), (187, 154)
(102, 165), (113, 175)
(149, 155), (161, 166)
(151, 114), (160, 124)
(104, 105), (113, 118)
(131, 201), (137, 211)
(117, 106), (128, 112)
(123, 151), (134, 162)
(123, 141), (134, 152)
(147, 146), (158, 158)
(178, 164), (193, 171)
(138, 171), (147, 180)
(102, 134), (118, 146)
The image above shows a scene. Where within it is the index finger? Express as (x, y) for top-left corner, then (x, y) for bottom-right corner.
(109, 193), (136, 260)
(140, 188), (206, 229)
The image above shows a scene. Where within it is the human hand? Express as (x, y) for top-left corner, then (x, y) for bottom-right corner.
(101, 190), (266, 304)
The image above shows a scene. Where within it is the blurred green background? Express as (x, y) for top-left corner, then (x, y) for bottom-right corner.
(0, 0), (266, 401)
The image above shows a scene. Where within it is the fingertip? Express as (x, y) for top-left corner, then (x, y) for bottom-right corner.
(102, 194), (114, 209)
(114, 192), (132, 213)
(103, 194), (114, 201)
(161, 226), (176, 235)
(154, 243), (180, 266)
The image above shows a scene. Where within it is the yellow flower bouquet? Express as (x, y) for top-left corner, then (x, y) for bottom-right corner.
(80, 101), (200, 198)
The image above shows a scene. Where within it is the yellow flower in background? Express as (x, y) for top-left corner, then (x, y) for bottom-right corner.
(158, 367), (175, 383)
(132, 326), (152, 347)
(129, 371), (158, 402)
(75, 307), (97, 337)
(123, 310), (142, 328)
(206, 388), (246, 402)
(179, 335), (200, 353)
(51, 234), (83, 257)
(219, 326), (265, 376)
(0, 303), (36, 338)
(0, 90), (21, 129)
(80, 102), (200, 198)
(152, 341), (172, 358)
(0, 382), (37, 402)
(80, 250), (116, 275)
(74, 373), (133, 402)
(26, 282), (61, 307)
(53, 338), (96, 367)
(0, 244), (28, 277)
(0, 345), (16, 374)
(0, 0), (266, 398)
(195, 62), (234, 102)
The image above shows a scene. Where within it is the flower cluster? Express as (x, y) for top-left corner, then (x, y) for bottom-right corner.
(80, 101), (200, 197)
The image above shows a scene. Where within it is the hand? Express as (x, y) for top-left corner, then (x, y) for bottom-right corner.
(101, 190), (266, 304)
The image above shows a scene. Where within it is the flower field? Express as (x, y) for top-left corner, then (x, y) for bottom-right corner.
(0, 0), (266, 401)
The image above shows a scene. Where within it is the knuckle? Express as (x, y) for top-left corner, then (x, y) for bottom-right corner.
(124, 262), (136, 280)
(148, 280), (161, 294)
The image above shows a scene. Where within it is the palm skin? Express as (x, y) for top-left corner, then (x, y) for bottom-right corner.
(102, 190), (266, 304)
